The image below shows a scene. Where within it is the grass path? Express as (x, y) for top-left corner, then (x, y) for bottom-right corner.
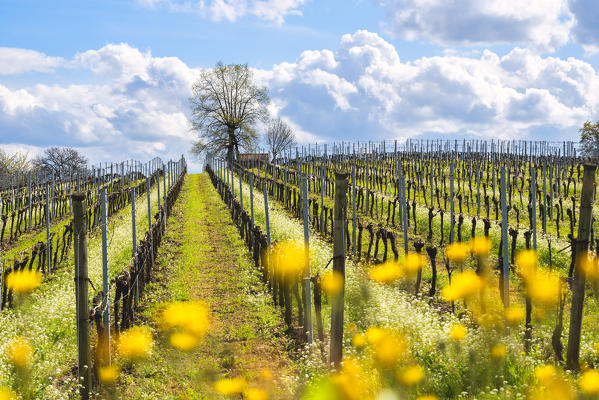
(119, 173), (296, 399)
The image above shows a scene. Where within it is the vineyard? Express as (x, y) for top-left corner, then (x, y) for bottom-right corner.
(2, 138), (599, 399)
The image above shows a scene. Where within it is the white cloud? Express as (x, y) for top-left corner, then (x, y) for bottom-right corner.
(136, 0), (306, 24)
(372, 0), (573, 52)
(0, 48), (64, 75)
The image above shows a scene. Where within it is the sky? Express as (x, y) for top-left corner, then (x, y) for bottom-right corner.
(1, 0), (599, 171)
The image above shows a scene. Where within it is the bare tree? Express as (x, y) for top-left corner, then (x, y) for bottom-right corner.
(33, 147), (87, 177)
(579, 120), (599, 162)
(266, 118), (296, 162)
(0, 149), (30, 181)
(189, 62), (269, 163)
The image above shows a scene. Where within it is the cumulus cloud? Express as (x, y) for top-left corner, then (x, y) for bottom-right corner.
(372, 0), (573, 52)
(137, 0), (306, 24)
(256, 30), (599, 142)
(569, 0), (599, 55)
(0, 43), (201, 169)
(0, 48), (64, 75)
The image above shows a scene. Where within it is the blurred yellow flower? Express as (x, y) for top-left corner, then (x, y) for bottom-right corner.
(169, 332), (199, 351)
(214, 377), (246, 395)
(445, 242), (471, 264)
(244, 388), (269, 400)
(372, 331), (406, 368)
(578, 252), (599, 279)
(369, 260), (403, 284)
(98, 365), (120, 385)
(6, 269), (42, 294)
(320, 270), (344, 296)
(0, 387), (16, 400)
(260, 368), (273, 382)
(6, 336), (33, 369)
(117, 326), (153, 360)
(272, 240), (308, 282)
(330, 358), (369, 400)
(448, 324), (467, 342)
(580, 370), (599, 395)
(352, 333), (367, 348)
(505, 305), (525, 325)
(403, 253), (426, 276)
(416, 396), (439, 400)
(535, 365), (556, 385)
(470, 237), (492, 257)
(398, 365), (425, 386)
(160, 301), (210, 339)
(491, 344), (506, 360)
(523, 270), (561, 306)
(441, 271), (484, 301)
(516, 250), (537, 275)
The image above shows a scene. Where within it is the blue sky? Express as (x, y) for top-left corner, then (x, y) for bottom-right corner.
(1, 0), (599, 171)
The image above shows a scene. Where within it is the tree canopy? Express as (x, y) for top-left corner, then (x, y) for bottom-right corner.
(579, 120), (599, 161)
(33, 147), (87, 176)
(0, 149), (29, 182)
(266, 118), (296, 162)
(190, 62), (269, 163)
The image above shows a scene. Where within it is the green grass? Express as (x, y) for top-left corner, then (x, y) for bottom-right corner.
(117, 173), (296, 400)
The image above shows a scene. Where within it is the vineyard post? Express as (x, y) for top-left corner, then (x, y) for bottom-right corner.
(100, 188), (111, 363)
(249, 173), (255, 226)
(163, 162), (167, 217)
(157, 166), (161, 211)
(28, 171), (32, 232)
(263, 182), (271, 245)
(301, 175), (313, 343)
(476, 159), (481, 218)
(239, 166), (243, 209)
(330, 171), (348, 368)
(352, 160), (357, 256)
(500, 165), (509, 307)
(132, 183), (138, 307)
(449, 161), (455, 243)
(320, 148), (325, 233)
(400, 164), (409, 253)
(46, 184), (51, 274)
(566, 163), (597, 371)
(72, 193), (91, 400)
(531, 166), (537, 248)
(146, 176), (153, 270)
(365, 153), (369, 214)
(542, 162), (547, 234)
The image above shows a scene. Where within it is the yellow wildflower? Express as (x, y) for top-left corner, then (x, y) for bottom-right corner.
(6, 269), (42, 294)
(578, 252), (599, 279)
(403, 253), (426, 276)
(117, 326), (153, 360)
(369, 260), (403, 284)
(244, 388), (269, 400)
(160, 301), (210, 339)
(320, 270), (344, 296)
(525, 270), (561, 306)
(272, 240), (308, 282)
(445, 242), (470, 264)
(580, 370), (599, 395)
(470, 237), (492, 257)
(169, 332), (199, 351)
(0, 387), (16, 400)
(214, 377), (246, 395)
(330, 358), (368, 400)
(535, 365), (556, 385)
(516, 250), (537, 276)
(441, 271), (484, 301)
(98, 365), (120, 385)
(417, 396), (439, 400)
(352, 333), (367, 348)
(372, 331), (406, 368)
(365, 326), (386, 344)
(398, 365), (425, 386)
(505, 306), (525, 325)
(491, 344), (506, 360)
(6, 337), (33, 369)
(448, 324), (467, 342)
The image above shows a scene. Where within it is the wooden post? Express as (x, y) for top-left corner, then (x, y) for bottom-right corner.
(330, 172), (348, 368)
(566, 163), (597, 371)
(100, 188), (111, 364)
(46, 184), (51, 274)
(249, 173), (255, 226)
(500, 165), (509, 307)
(132, 184), (139, 307)
(449, 161), (455, 243)
(352, 161), (357, 256)
(301, 175), (313, 342)
(72, 193), (91, 400)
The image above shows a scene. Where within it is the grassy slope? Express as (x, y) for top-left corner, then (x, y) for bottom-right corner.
(118, 173), (296, 400)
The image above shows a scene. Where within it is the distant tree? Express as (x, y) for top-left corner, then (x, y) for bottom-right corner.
(579, 120), (599, 161)
(266, 118), (296, 162)
(33, 147), (87, 177)
(189, 62), (269, 163)
(0, 149), (30, 181)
